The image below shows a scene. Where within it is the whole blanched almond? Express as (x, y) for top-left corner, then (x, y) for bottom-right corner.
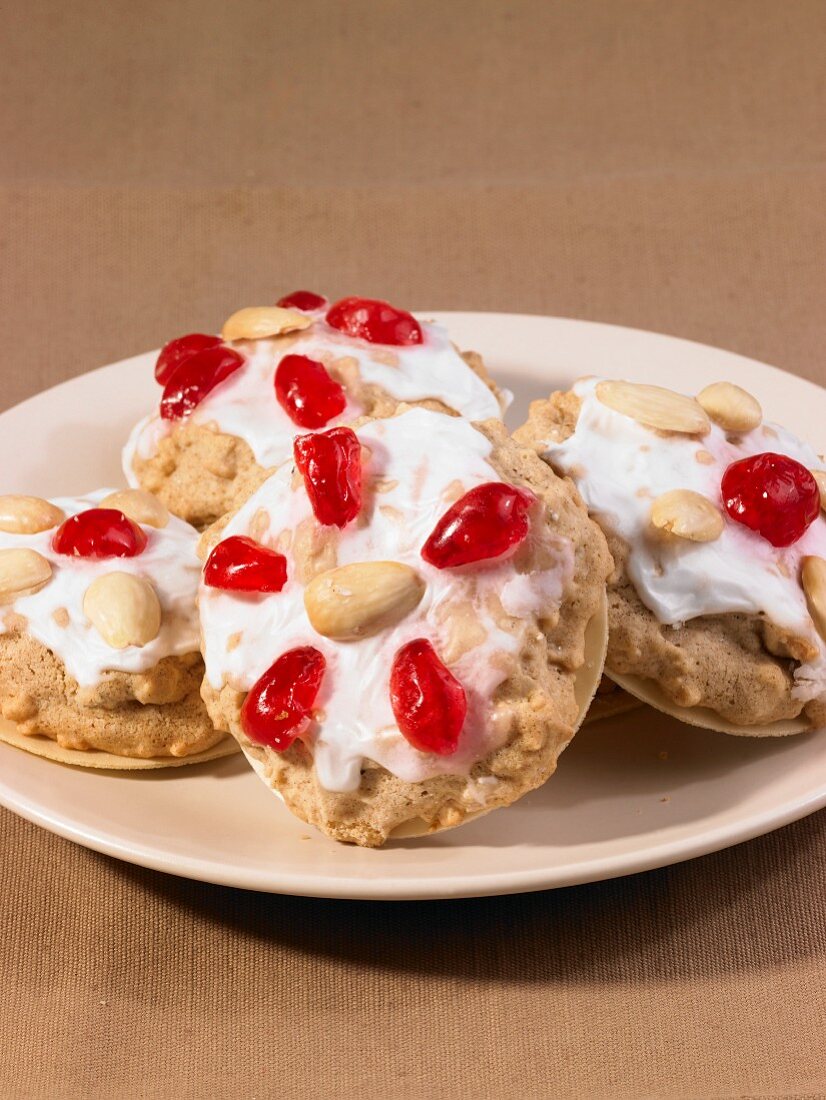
(100, 489), (169, 528)
(811, 469), (826, 512)
(801, 556), (826, 643)
(650, 490), (724, 542)
(596, 380), (711, 436)
(222, 306), (312, 342)
(0, 549), (52, 603)
(697, 382), (762, 432)
(304, 561), (424, 640)
(0, 495), (64, 534)
(83, 572), (162, 649)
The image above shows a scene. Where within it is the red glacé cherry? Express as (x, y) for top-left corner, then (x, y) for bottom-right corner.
(422, 483), (536, 569)
(240, 646), (326, 751)
(293, 426), (362, 528)
(52, 508), (147, 558)
(276, 290), (327, 312)
(326, 297), (423, 346)
(203, 536), (288, 593)
(275, 354), (347, 429)
(160, 346), (245, 420)
(390, 639), (467, 755)
(721, 452), (820, 548)
(154, 333), (221, 386)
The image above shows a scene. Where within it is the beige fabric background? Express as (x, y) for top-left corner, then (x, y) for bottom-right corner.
(1, 1), (825, 1096)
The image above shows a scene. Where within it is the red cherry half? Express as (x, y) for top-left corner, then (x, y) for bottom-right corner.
(326, 297), (423, 346)
(154, 333), (221, 386)
(293, 426), (362, 528)
(721, 452), (820, 548)
(203, 536), (287, 593)
(390, 639), (467, 755)
(421, 483), (536, 569)
(275, 354), (347, 429)
(160, 346), (245, 420)
(52, 508), (147, 559)
(277, 290), (327, 312)
(240, 646), (326, 751)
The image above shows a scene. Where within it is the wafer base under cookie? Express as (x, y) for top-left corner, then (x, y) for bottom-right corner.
(607, 672), (811, 737)
(0, 718), (240, 769)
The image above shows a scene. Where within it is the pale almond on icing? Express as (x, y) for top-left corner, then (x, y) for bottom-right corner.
(801, 556), (826, 643)
(596, 380), (711, 436)
(304, 561), (424, 640)
(83, 572), (162, 649)
(696, 382), (762, 432)
(221, 306), (312, 342)
(100, 489), (169, 529)
(650, 489), (724, 542)
(0, 495), (64, 535)
(0, 549), (53, 603)
(811, 470), (826, 512)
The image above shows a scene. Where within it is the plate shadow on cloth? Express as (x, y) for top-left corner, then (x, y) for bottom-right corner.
(82, 803), (826, 987)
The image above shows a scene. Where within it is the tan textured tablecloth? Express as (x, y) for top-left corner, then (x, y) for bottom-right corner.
(1, 2), (826, 1097)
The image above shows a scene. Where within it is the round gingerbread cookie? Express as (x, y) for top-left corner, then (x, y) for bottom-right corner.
(198, 405), (612, 847)
(515, 377), (826, 734)
(123, 293), (505, 529)
(0, 488), (233, 765)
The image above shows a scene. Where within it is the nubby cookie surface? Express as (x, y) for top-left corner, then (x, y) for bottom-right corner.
(124, 294), (505, 527)
(517, 377), (826, 731)
(199, 406), (611, 846)
(0, 489), (225, 760)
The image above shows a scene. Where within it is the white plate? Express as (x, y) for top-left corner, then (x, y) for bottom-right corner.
(1, 313), (825, 900)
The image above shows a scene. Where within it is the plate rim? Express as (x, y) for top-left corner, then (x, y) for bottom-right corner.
(1, 752), (823, 899)
(1, 310), (825, 900)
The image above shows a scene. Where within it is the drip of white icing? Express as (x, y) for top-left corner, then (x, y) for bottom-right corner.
(200, 408), (573, 792)
(462, 775), (502, 809)
(123, 318), (503, 482)
(0, 490), (201, 686)
(544, 378), (826, 702)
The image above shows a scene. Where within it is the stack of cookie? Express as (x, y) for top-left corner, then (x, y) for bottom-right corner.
(2, 292), (824, 846)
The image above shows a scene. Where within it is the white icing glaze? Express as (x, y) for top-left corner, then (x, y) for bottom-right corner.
(123, 317), (503, 481)
(200, 407), (573, 792)
(0, 490), (201, 686)
(462, 775), (502, 809)
(544, 377), (826, 702)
